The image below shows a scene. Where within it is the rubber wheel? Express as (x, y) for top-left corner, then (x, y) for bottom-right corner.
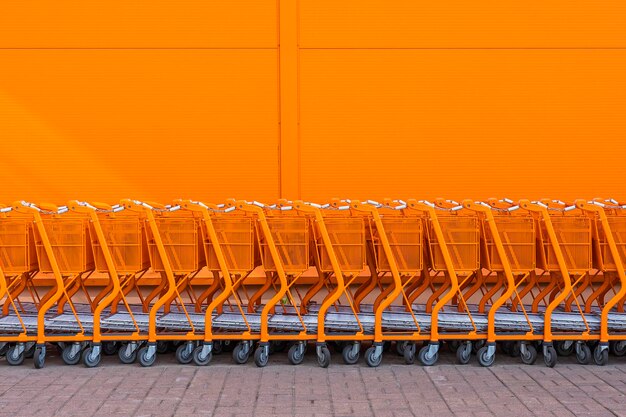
(156, 340), (169, 354)
(288, 344), (305, 365)
(175, 343), (194, 365)
(254, 346), (269, 368)
(342, 344), (360, 365)
(555, 340), (574, 357)
(24, 343), (36, 359)
(102, 341), (118, 356)
(520, 344), (538, 365)
(509, 342), (521, 358)
(6, 345), (25, 366)
(612, 341), (626, 357)
(192, 346), (212, 366)
(82, 347), (102, 368)
(543, 346), (557, 368)
(0, 342), (9, 357)
(33, 347), (45, 369)
(472, 340), (485, 354)
(270, 341), (288, 354)
(317, 346), (331, 368)
(62, 345), (82, 366)
(594, 345), (609, 366)
(500, 341), (513, 356)
(213, 341), (223, 355)
(138, 346), (156, 367)
(232, 343), (250, 365)
(418, 345), (438, 366)
(456, 342), (472, 365)
(404, 343), (416, 365)
(396, 341), (408, 356)
(118, 344), (138, 364)
(477, 346), (495, 367)
(576, 343), (592, 365)
(448, 340), (460, 353)
(365, 346), (383, 368)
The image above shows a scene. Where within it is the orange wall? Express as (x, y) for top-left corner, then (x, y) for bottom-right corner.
(1, 1), (625, 204)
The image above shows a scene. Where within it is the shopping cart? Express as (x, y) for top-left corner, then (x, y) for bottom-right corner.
(0, 202), (96, 368)
(527, 199), (595, 367)
(66, 201), (152, 367)
(175, 199), (262, 366)
(462, 199), (539, 366)
(581, 199), (626, 365)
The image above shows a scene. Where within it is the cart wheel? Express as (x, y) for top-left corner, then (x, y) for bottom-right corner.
(456, 342), (472, 365)
(396, 340), (408, 356)
(576, 343), (591, 365)
(509, 342), (521, 358)
(175, 343), (194, 365)
(232, 342), (250, 365)
(270, 341), (288, 354)
(33, 346), (45, 369)
(555, 340), (574, 357)
(383, 341), (391, 352)
(403, 343), (416, 365)
(543, 346), (557, 368)
(0, 342), (9, 357)
(365, 346), (382, 368)
(118, 343), (138, 364)
(221, 340), (235, 353)
(317, 346), (331, 368)
(254, 346), (269, 368)
(448, 340), (460, 353)
(102, 341), (118, 356)
(156, 341), (169, 354)
(342, 343), (360, 365)
(138, 346), (156, 367)
(520, 344), (537, 365)
(192, 346), (212, 366)
(594, 345), (609, 366)
(55, 342), (65, 356)
(612, 341), (626, 357)
(212, 341), (223, 355)
(288, 343), (305, 365)
(472, 340), (485, 354)
(62, 344), (82, 365)
(499, 341), (512, 356)
(82, 346), (102, 368)
(477, 346), (495, 367)
(418, 346), (438, 366)
(6, 345), (25, 366)
(24, 343), (36, 359)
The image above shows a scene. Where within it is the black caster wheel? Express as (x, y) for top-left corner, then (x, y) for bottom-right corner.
(403, 343), (416, 365)
(254, 346), (269, 368)
(456, 342), (472, 365)
(594, 345), (609, 366)
(62, 344), (82, 365)
(82, 346), (102, 368)
(6, 345), (25, 366)
(555, 340), (574, 357)
(520, 344), (537, 365)
(365, 346), (382, 368)
(175, 343), (194, 365)
(342, 343), (360, 365)
(543, 345), (557, 368)
(288, 343), (305, 365)
(418, 345), (438, 366)
(102, 341), (118, 356)
(118, 343), (138, 364)
(138, 346), (156, 367)
(317, 346), (331, 368)
(477, 346), (495, 367)
(33, 346), (45, 369)
(232, 342), (251, 365)
(193, 345), (212, 366)
(576, 343), (591, 365)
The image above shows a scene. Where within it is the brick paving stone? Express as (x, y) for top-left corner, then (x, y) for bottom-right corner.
(1, 347), (626, 416)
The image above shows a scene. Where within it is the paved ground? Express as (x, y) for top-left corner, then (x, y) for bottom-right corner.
(1, 346), (626, 417)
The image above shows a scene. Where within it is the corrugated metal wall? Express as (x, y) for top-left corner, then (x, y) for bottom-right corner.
(1, 1), (625, 203)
